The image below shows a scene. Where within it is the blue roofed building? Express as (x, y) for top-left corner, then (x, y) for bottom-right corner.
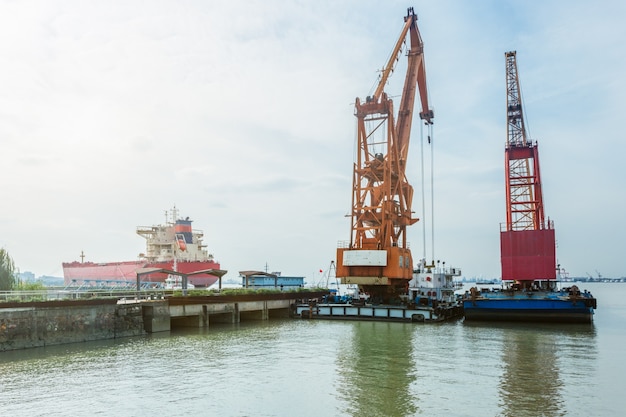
(239, 271), (304, 290)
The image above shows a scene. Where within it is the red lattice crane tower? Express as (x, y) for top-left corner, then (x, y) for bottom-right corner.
(336, 8), (433, 302)
(500, 51), (556, 282)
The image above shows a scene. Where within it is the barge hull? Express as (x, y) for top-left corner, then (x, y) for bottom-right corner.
(463, 300), (594, 323)
(294, 303), (463, 323)
(463, 307), (593, 323)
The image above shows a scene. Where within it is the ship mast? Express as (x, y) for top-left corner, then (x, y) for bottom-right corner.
(170, 206), (179, 224)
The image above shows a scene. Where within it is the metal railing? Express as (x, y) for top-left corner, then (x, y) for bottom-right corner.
(0, 288), (175, 303)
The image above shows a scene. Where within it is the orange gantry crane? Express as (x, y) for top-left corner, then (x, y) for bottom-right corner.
(500, 51), (556, 285)
(336, 7), (433, 303)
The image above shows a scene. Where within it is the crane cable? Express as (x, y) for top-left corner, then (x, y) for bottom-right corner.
(430, 123), (435, 266)
(419, 120), (435, 265)
(420, 121), (426, 260)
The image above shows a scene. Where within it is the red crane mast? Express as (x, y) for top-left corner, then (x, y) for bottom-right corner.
(500, 51), (556, 283)
(336, 8), (433, 302)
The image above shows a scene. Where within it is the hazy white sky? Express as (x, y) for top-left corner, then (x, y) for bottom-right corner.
(1, 0), (624, 281)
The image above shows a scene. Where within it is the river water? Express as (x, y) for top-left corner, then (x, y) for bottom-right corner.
(0, 282), (623, 417)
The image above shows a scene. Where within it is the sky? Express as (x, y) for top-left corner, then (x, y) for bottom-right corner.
(1, 0), (625, 282)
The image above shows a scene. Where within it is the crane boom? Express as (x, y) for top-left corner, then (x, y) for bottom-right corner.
(371, 13), (413, 103)
(397, 10), (432, 160)
(336, 8), (433, 303)
(504, 51), (546, 231)
(500, 51), (556, 281)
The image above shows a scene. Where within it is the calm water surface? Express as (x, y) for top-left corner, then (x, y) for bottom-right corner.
(1, 283), (623, 416)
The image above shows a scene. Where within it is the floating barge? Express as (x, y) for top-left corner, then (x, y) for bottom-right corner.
(461, 51), (598, 324)
(463, 284), (597, 323)
(294, 301), (462, 323)
(294, 260), (464, 323)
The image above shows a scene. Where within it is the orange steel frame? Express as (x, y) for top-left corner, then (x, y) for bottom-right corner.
(336, 8), (433, 298)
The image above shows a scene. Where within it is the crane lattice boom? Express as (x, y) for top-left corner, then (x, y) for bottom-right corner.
(501, 51), (556, 281)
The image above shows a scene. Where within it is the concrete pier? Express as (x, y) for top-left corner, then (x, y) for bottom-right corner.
(0, 291), (327, 351)
(165, 297), (296, 328)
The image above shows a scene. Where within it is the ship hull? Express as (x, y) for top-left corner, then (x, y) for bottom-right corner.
(463, 291), (596, 323)
(63, 207), (223, 288)
(62, 260), (221, 288)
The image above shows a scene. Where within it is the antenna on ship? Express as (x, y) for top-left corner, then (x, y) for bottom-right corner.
(170, 205), (179, 224)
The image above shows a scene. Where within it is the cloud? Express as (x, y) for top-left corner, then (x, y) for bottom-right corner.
(1, 0), (624, 280)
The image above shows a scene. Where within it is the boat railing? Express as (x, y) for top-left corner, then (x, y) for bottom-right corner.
(336, 241), (410, 249)
(414, 266), (462, 276)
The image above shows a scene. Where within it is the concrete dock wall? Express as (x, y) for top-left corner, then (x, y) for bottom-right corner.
(0, 300), (145, 352)
(0, 291), (328, 351)
(142, 301), (171, 333)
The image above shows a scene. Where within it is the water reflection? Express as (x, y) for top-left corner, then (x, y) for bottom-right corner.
(335, 322), (418, 417)
(466, 322), (596, 417)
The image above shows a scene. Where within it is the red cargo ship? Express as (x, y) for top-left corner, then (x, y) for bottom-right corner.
(62, 207), (221, 288)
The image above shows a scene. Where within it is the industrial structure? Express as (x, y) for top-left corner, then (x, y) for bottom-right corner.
(500, 51), (556, 284)
(336, 7), (434, 303)
(463, 51), (597, 322)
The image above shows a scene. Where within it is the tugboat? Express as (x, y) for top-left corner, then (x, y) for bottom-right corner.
(407, 259), (464, 321)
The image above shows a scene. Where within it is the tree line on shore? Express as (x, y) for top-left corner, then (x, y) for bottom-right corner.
(0, 248), (16, 290)
(0, 248), (43, 291)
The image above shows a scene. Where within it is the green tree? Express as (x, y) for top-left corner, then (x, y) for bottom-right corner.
(0, 248), (16, 290)
(17, 281), (45, 291)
